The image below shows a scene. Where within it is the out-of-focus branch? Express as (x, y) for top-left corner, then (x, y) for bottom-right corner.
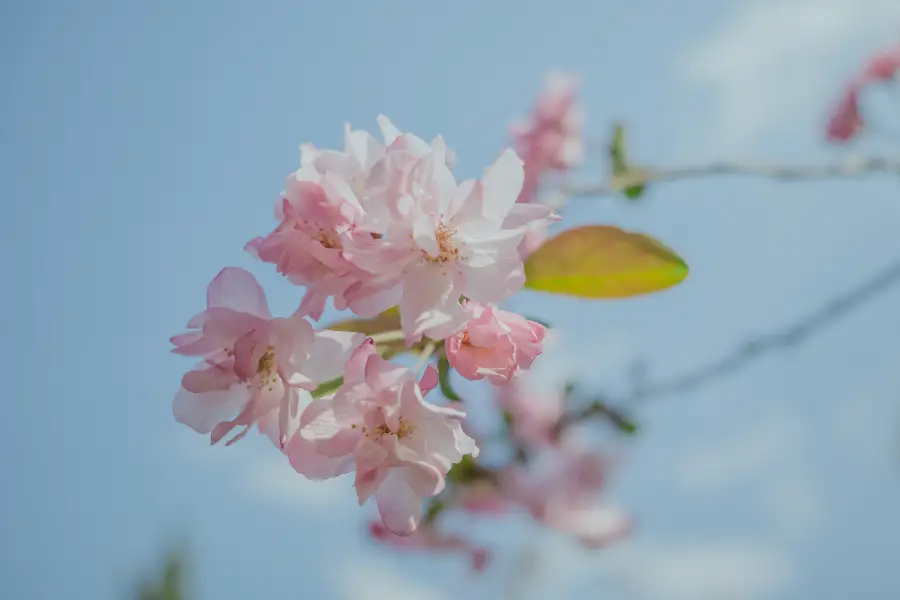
(560, 155), (900, 198)
(563, 258), (900, 427)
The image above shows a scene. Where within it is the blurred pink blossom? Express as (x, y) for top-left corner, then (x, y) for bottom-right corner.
(511, 71), (583, 204)
(368, 520), (490, 572)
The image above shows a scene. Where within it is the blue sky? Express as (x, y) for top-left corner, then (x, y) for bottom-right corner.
(3, 1), (900, 599)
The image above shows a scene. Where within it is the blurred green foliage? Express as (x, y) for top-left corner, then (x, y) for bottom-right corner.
(134, 546), (191, 600)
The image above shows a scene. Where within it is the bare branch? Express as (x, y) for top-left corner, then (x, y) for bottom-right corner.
(561, 156), (900, 198)
(564, 258), (900, 427)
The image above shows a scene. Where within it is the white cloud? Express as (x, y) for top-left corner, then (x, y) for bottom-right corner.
(171, 428), (346, 511)
(761, 477), (826, 540)
(831, 394), (899, 465)
(329, 559), (451, 600)
(525, 534), (792, 600)
(674, 0), (900, 152)
(605, 539), (794, 600)
(528, 329), (641, 393)
(675, 416), (806, 492)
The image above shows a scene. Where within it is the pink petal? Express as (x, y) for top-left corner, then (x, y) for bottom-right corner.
(286, 431), (356, 480)
(399, 264), (469, 344)
(206, 267), (271, 319)
(375, 469), (424, 536)
(364, 352), (413, 394)
(479, 149), (525, 225)
(418, 365), (439, 396)
(303, 330), (366, 383)
(173, 384), (253, 435)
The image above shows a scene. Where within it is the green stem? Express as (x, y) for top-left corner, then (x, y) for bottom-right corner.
(369, 330), (405, 344)
(415, 340), (437, 374)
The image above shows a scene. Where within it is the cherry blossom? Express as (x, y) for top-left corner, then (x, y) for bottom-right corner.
(510, 71), (583, 204)
(294, 339), (479, 535)
(826, 85), (864, 142)
(171, 267), (363, 447)
(368, 520), (490, 572)
(445, 301), (547, 385)
(508, 444), (631, 548)
(827, 43), (900, 143)
(859, 43), (900, 84)
(342, 141), (559, 344)
(496, 384), (565, 449)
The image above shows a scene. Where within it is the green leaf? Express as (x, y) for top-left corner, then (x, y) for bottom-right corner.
(608, 123), (648, 200)
(326, 307), (408, 357)
(523, 225), (689, 299)
(446, 454), (490, 484)
(623, 183), (646, 199)
(609, 123), (628, 175)
(422, 499), (446, 525)
(311, 376), (343, 399)
(437, 355), (462, 402)
(327, 306), (400, 335)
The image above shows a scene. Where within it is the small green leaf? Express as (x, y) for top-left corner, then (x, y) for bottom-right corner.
(311, 376), (343, 399)
(327, 306), (400, 335)
(608, 123), (648, 200)
(327, 307), (410, 357)
(623, 183), (646, 199)
(609, 411), (639, 435)
(589, 400), (639, 435)
(446, 454), (483, 484)
(437, 355), (462, 402)
(523, 225), (688, 299)
(423, 499), (446, 525)
(609, 123), (628, 175)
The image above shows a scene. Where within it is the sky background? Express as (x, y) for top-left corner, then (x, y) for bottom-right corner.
(3, 0), (900, 599)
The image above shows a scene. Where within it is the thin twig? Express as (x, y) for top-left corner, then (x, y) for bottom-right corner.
(415, 341), (437, 374)
(369, 329), (405, 344)
(564, 258), (900, 426)
(560, 156), (900, 198)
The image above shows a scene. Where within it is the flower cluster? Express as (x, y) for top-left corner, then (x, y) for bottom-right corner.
(171, 77), (635, 568)
(171, 115), (568, 538)
(827, 43), (900, 142)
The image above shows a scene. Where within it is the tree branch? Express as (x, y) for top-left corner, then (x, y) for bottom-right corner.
(561, 156), (900, 198)
(563, 258), (900, 427)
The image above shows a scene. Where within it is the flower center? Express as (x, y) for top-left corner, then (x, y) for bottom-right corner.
(315, 228), (341, 249)
(247, 346), (279, 391)
(424, 223), (459, 264)
(362, 417), (415, 440)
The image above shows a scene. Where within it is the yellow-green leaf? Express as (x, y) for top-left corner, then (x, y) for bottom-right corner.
(326, 307), (412, 357)
(523, 225), (688, 298)
(327, 306), (400, 335)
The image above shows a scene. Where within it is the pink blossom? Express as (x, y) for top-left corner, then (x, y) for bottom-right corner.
(511, 71), (583, 204)
(445, 301), (546, 385)
(294, 339), (479, 535)
(826, 86), (864, 142)
(171, 267), (364, 447)
(342, 141), (559, 344)
(508, 445), (631, 547)
(826, 43), (900, 143)
(518, 225), (548, 259)
(453, 480), (511, 516)
(859, 44), (900, 84)
(496, 384), (564, 448)
(246, 123), (386, 320)
(250, 116), (459, 321)
(368, 521), (490, 572)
